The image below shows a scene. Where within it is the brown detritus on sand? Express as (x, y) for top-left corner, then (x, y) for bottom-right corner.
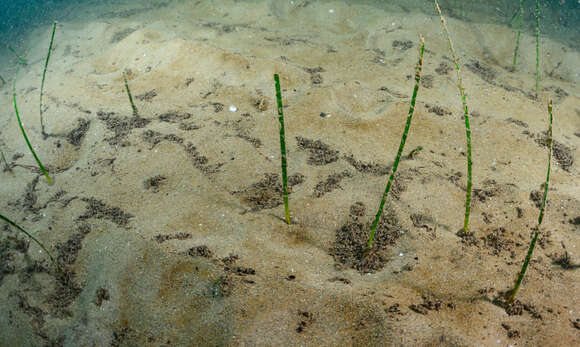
(184, 142), (224, 174)
(505, 117), (529, 128)
(154, 232), (191, 243)
(296, 311), (314, 333)
(142, 130), (184, 149)
(409, 295), (449, 315)
(435, 61), (452, 75)
(313, 170), (351, 197)
(542, 85), (568, 102)
(303, 66), (325, 85)
(231, 266), (256, 276)
(110, 27), (137, 43)
(135, 90), (157, 102)
(11, 292), (48, 340)
(472, 179), (512, 203)
(49, 269), (83, 317)
(253, 95), (269, 112)
(457, 230), (479, 246)
(465, 59), (497, 83)
(78, 198), (134, 227)
(481, 227), (516, 256)
(66, 118), (90, 147)
(501, 323), (521, 339)
(421, 74), (434, 88)
(527, 130), (574, 171)
(0, 236), (29, 284)
(392, 40), (413, 50)
(530, 189), (544, 209)
(19, 177), (40, 215)
(56, 224), (91, 266)
(237, 133), (262, 148)
(328, 276), (351, 285)
(425, 103), (451, 116)
(157, 111), (191, 123)
(330, 202), (404, 273)
(232, 173), (304, 212)
(95, 287), (110, 307)
(187, 245), (213, 258)
(343, 154), (390, 176)
(296, 137), (339, 165)
(97, 111), (150, 146)
(144, 175), (167, 193)
(179, 122), (201, 131)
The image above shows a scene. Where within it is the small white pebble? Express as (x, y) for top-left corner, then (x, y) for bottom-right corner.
(329, 9), (334, 13)
(154, 149), (158, 153)
(399, 252), (404, 257)
(229, 105), (237, 112)
(392, 22), (396, 27)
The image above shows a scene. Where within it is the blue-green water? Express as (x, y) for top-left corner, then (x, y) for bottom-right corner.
(1, 0), (579, 48)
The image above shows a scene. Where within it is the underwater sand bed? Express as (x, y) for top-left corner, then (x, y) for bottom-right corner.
(0, 0), (579, 345)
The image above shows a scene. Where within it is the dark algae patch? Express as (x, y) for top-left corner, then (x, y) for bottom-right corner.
(78, 198), (134, 227)
(66, 118), (90, 147)
(330, 202), (404, 273)
(313, 170), (352, 197)
(144, 175), (167, 192)
(296, 136), (339, 165)
(97, 111), (150, 146)
(343, 154), (390, 176)
(233, 173), (304, 212)
(465, 59), (497, 83)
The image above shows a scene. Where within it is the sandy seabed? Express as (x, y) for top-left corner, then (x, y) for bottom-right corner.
(0, 0), (579, 345)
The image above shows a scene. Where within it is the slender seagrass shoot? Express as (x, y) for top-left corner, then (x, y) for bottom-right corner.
(123, 71), (139, 116)
(434, 0), (473, 236)
(0, 213), (60, 272)
(13, 64), (54, 184)
(40, 21), (57, 137)
(367, 35), (425, 251)
(507, 99), (554, 304)
(512, 0), (523, 69)
(274, 74), (291, 224)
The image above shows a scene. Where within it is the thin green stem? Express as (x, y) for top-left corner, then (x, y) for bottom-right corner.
(274, 74), (290, 224)
(40, 21), (57, 136)
(512, 0), (523, 68)
(538, 100), (552, 225)
(122, 71), (138, 116)
(0, 213), (60, 272)
(508, 99), (553, 304)
(8, 46), (28, 65)
(13, 65), (54, 185)
(434, 0), (473, 236)
(367, 36), (425, 250)
(508, 228), (538, 304)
